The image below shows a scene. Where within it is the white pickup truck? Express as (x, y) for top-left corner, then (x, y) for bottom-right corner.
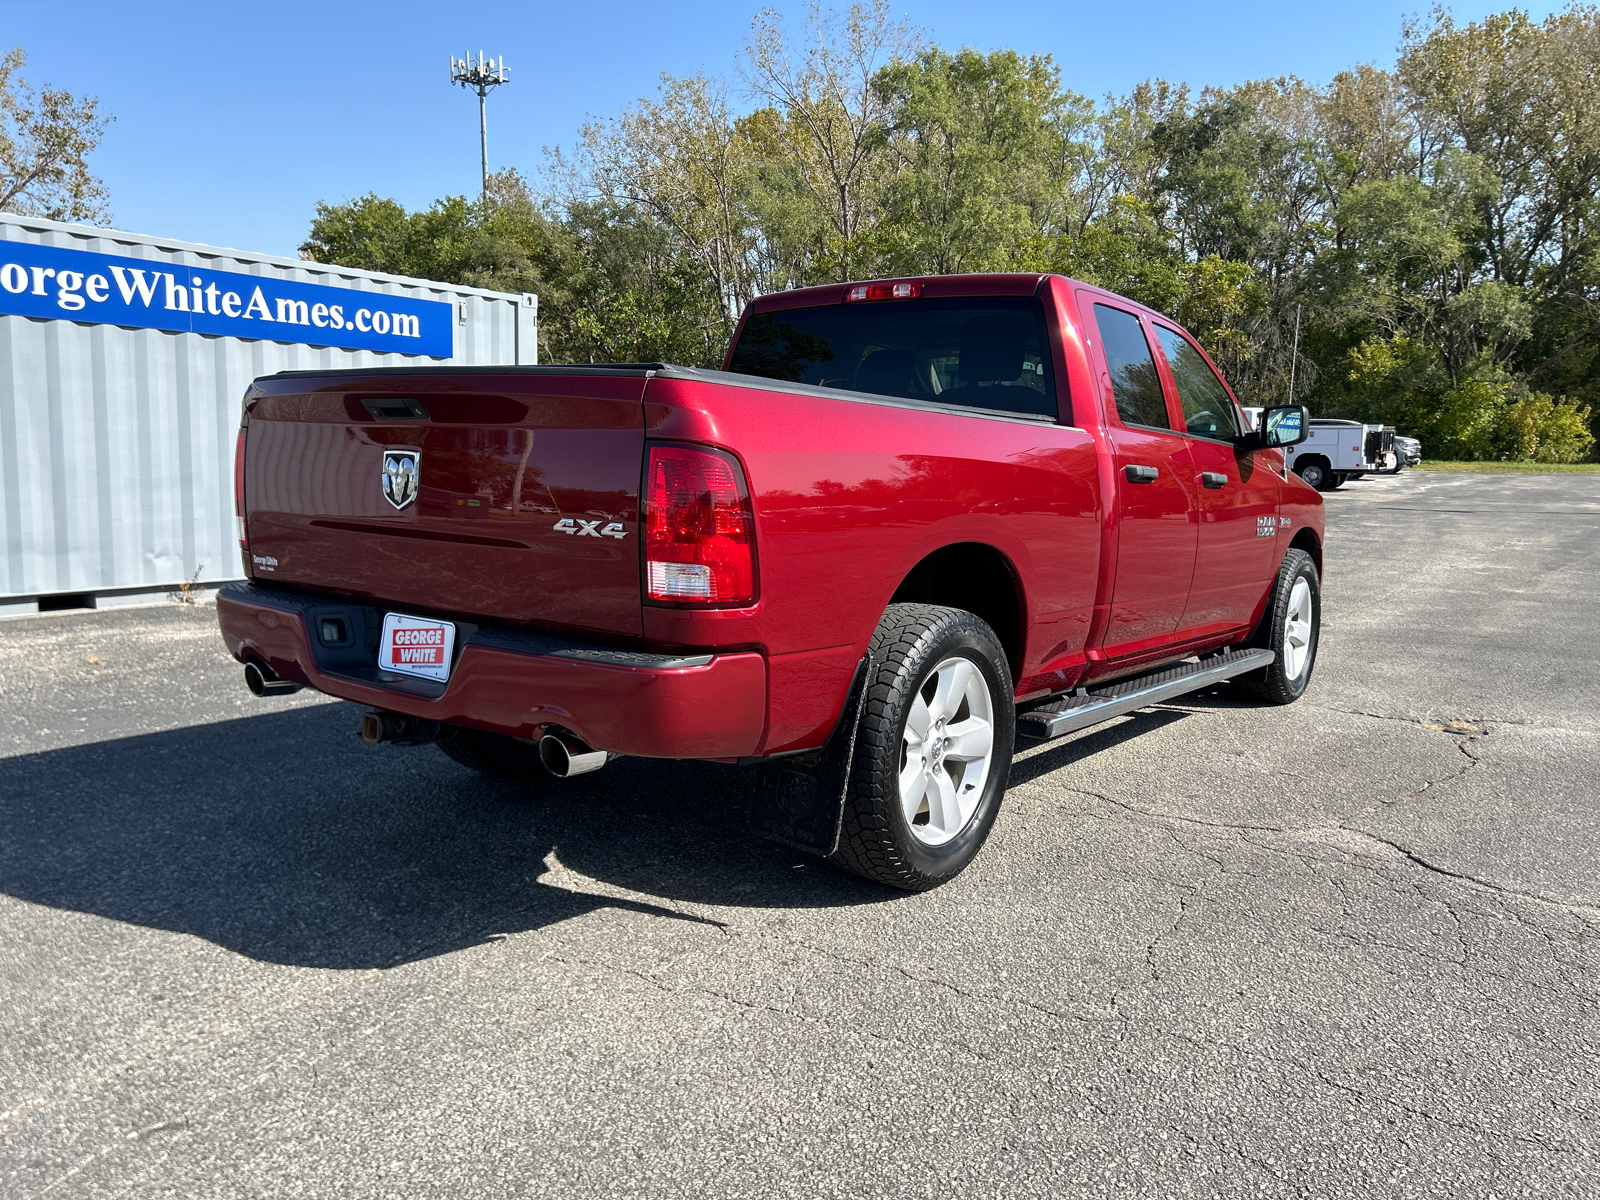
(1242, 414), (1389, 490)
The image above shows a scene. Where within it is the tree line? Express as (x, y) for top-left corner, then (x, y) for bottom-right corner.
(318, 6), (1600, 460)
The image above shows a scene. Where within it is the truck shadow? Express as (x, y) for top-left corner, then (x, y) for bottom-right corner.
(0, 698), (1201, 971)
(0, 705), (889, 970)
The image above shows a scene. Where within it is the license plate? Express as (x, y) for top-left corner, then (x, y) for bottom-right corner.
(378, 612), (456, 683)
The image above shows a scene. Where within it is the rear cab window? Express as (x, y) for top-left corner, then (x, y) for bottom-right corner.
(727, 296), (1062, 420)
(1091, 303), (1173, 431)
(1152, 325), (1241, 440)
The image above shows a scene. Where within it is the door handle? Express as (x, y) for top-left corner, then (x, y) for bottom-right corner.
(1199, 472), (1228, 489)
(1125, 464), (1159, 484)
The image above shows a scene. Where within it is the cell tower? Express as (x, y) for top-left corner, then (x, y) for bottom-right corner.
(450, 52), (510, 205)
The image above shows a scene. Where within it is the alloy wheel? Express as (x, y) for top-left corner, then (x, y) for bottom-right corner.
(1283, 577), (1313, 679)
(899, 656), (996, 846)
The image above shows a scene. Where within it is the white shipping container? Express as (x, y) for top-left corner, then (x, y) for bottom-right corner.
(0, 212), (536, 611)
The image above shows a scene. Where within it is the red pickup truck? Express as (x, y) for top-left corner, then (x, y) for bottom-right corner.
(219, 273), (1322, 890)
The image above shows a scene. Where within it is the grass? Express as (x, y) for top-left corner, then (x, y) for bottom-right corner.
(1414, 460), (1600, 474)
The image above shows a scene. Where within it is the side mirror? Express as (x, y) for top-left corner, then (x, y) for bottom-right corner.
(1259, 404), (1309, 448)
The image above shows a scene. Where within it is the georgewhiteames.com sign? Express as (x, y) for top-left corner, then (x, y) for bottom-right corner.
(0, 238), (453, 357)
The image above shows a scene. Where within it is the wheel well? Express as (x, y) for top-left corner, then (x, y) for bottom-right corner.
(1294, 454), (1329, 473)
(1290, 527), (1322, 575)
(889, 543), (1024, 678)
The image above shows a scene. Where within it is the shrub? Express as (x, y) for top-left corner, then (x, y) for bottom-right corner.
(1496, 392), (1595, 463)
(1434, 375), (1506, 460)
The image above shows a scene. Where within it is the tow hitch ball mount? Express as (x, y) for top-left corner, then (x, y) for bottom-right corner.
(360, 709), (441, 747)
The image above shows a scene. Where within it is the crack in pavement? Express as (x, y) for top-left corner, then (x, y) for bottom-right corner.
(781, 937), (1129, 1032)
(1307, 924), (1598, 1008)
(1334, 827), (1600, 915)
(1065, 787), (1286, 835)
(1391, 731), (1482, 802)
(1055, 780), (1600, 918)
(1039, 707), (1600, 918)
(1307, 705), (1600, 738)
(1152, 1026), (1594, 1161)
(524, 886), (1594, 1170)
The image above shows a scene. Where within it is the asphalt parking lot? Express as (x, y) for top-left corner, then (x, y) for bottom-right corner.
(3, 470), (1597, 1198)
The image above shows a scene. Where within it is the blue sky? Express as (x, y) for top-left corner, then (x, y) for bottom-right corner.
(8, 1), (1559, 258)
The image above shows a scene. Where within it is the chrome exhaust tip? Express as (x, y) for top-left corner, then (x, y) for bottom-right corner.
(539, 730), (609, 778)
(244, 660), (301, 697)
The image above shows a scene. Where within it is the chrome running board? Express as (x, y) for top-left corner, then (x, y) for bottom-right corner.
(1016, 648), (1276, 741)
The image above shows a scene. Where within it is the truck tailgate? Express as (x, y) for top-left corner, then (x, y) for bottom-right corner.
(242, 370), (648, 638)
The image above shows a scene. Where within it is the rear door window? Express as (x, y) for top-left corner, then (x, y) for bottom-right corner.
(1153, 325), (1240, 440)
(726, 296), (1060, 420)
(1092, 304), (1172, 431)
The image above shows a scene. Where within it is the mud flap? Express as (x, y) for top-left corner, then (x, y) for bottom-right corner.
(748, 655), (870, 857)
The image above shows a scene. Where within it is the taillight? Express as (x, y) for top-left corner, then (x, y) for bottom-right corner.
(845, 280), (922, 301)
(234, 426), (248, 556)
(643, 444), (756, 606)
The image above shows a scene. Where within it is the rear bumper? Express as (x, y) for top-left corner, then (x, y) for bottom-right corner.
(216, 582), (767, 759)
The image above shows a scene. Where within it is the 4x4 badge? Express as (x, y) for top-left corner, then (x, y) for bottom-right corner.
(382, 450), (420, 510)
(554, 517), (627, 539)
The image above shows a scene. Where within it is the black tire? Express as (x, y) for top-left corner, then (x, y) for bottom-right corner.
(1233, 549), (1321, 705)
(1328, 473), (1347, 489)
(832, 604), (1015, 892)
(1295, 459), (1331, 490)
(436, 725), (553, 783)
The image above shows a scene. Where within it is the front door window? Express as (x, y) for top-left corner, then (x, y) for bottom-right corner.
(1152, 325), (1240, 440)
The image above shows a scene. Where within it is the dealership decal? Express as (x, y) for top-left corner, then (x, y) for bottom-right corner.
(379, 612), (456, 683)
(0, 238), (453, 356)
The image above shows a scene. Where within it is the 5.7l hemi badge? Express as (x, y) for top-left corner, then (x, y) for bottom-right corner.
(382, 449), (420, 510)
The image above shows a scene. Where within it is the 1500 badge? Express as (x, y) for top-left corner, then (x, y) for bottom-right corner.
(554, 518), (627, 539)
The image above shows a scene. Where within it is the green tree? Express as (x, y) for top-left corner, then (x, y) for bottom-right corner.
(0, 46), (112, 223)
(570, 72), (768, 341)
(301, 180), (726, 366)
(740, 0), (917, 281)
(543, 200), (726, 366)
(1399, 7), (1600, 439)
(299, 171), (558, 295)
(874, 47), (1092, 275)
